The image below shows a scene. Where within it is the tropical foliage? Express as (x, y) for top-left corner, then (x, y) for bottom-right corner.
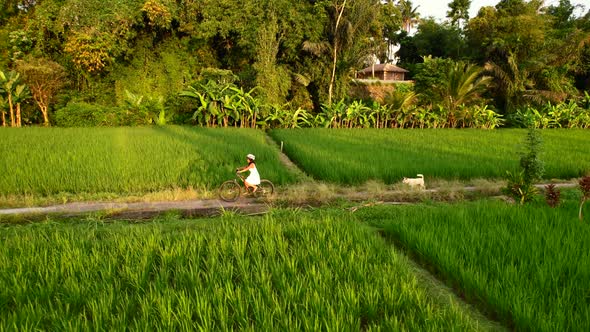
(0, 0), (587, 127)
(511, 99), (590, 128)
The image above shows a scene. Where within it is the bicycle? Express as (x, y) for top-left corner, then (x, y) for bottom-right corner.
(218, 172), (275, 202)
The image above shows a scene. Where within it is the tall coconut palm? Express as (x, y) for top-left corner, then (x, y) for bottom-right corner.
(329, 0), (348, 106)
(303, 0), (380, 105)
(433, 62), (491, 124)
(398, 0), (420, 33)
(447, 0), (471, 28)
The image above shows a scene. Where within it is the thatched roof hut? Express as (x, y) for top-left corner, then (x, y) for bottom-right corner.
(357, 64), (408, 81)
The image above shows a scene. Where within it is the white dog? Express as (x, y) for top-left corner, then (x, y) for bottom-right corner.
(402, 174), (425, 189)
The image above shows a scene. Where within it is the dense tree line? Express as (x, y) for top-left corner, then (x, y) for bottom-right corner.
(0, 0), (588, 127)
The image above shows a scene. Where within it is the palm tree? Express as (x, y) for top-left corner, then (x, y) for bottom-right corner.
(398, 0), (420, 33)
(328, 0), (348, 106)
(484, 54), (537, 113)
(447, 0), (471, 28)
(384, 89), (417, 128)
(433, 62), (491, 126)
(437, 62), (491, 111)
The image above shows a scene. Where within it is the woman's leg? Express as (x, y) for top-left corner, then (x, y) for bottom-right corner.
(244, 181), (258, 192)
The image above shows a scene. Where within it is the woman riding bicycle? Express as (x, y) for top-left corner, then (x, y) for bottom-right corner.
(237, 154), (260, 193)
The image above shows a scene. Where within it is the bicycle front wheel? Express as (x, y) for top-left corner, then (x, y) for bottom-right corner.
(254, 180), (275, 198)
(219, 181), (241, 202)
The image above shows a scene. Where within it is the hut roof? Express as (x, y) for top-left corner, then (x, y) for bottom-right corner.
(358, 64), (408, 74)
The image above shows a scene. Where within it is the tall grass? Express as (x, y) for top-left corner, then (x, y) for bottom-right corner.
(355, 198), (590, 331)
(269, 129), (590, 184)
(0, 126), (294, 195)
(0, 212), (482, 330)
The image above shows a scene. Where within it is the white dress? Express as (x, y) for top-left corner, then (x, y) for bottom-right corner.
(246, 165), (261, 185)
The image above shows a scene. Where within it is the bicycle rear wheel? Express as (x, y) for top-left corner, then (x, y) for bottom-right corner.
(219, 181), (241, 202)
(254, 180), (275, 198)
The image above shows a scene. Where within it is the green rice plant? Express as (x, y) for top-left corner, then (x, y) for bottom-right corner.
(0, 212), (484, 330)
(269, 128), (590, 184)
(355, 200), (590, 331)
(0, 126), (295, 196)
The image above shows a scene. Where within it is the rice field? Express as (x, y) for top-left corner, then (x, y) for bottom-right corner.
(0, 126), (295, 195)
(269, 129), (590, 184)
(354, 197), (590, 332)
(0, 211), (484, 330)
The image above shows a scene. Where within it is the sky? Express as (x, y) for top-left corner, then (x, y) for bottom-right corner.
(412, 0), (590, 22)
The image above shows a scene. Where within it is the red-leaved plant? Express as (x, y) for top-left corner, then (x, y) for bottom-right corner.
(545, 184), (561, 208)
(579, 176), (590, 221)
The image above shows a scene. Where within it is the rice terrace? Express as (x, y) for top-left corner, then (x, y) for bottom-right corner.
(2, 0), (590, 331)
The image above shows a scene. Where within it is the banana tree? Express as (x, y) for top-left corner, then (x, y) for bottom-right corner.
(312, 112), (330, 128)
(413, 107), (429, 129)
(12, 84), (31, 127)
(429, 105), (448, 128)
(180, 87), (206, 126)
(0, 95), (6, 127)
(387, 103), (413, 128)
(290, 108), (311, 128)
(479, 106), (504, 129)
(571, 111), (590, 129)
(345, 101), (372, 128)
(180, 87), (208, 126)
(229, 86), (258, 128)
(263, 105), (289, 128)
(181, 82), (232, 127)
(0, 70), (21, 127)
(219, 94), (234, 127)
(374, 104), (387, 128)
(320, 99), (347, 128)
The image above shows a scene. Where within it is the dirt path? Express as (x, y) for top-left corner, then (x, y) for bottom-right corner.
(0, 198), (269, 221)
(0, 182), (578, 220)
(264, 133), (313, 182)
(399, 247), (508, 331)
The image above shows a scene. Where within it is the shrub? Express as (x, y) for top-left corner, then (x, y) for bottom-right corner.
(54, 101), (162, 127)
(503, 128), (544, 204)
(503, 170), (538, 205)
(54, 102), (120, 127)
(520, 128), (544, 184)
